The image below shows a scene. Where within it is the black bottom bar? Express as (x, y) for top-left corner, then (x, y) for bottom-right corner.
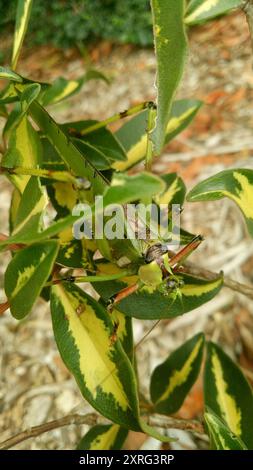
(0, 450), (253, 468)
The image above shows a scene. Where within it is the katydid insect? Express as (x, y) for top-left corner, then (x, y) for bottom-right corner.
(110, 235), (204, 307)
(67, 101), (156, 138)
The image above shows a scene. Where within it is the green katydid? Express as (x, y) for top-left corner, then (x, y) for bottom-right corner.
(111, 235), (204, 307)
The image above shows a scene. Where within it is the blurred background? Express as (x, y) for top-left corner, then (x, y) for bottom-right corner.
(1, 0), (253, 450)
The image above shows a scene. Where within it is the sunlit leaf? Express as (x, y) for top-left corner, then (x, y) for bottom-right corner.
(12, 0), (33, 70)
(10, 176), (47, 237)
(187, 169), (253, 237)
(185, 0), (241, 25)
(0, 215), (84, 251)
(204, 411), (247, 450)
(150, 333), (204, 413)
(204, 342), (253, 449)
(0, 66), (23, 83)
(5, 240), (59, 319)
(77, 424), (127, 450)
(2, 115), (42, 192)
(154, 173), (186, 206)
(50, 282), (140, 429)
(41, 70), (109, 106)
(103, 172), (165, 206)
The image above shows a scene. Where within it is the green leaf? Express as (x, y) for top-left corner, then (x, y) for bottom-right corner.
(103, 172), (165, 206)
(77, 424), (128, 450)
(204, 411), (247, 450)
(0, 84), (19, 105)
(50, 282), (140, 430)
(150, 333), (204, 413)
(41, 70), (108, 106)
(0, 214), (83, 249)
(154, 173), (186, 206)
(2, 116), (42, 192)
(111, 309), (134, 363)
(187, 169), (253, 237)
(46, 182), (78, 218)
(57, 239), (84, 269)
(114, 99), (201, 171)
(5, 240), (59, 319)
(0, 103), (7, 118)
(12, 0), (33, 70)
(73, 139), (111, 170)
(0, 66), (23, 83)
(28, 101), (107, 194)
(150, 0), (187, 154)
(10, 176), (47, 237)
(185, 0), (241, 26)
(61, 120), (127, 163)
(117, 272), (223, 319)
(204, 342), (253, 449)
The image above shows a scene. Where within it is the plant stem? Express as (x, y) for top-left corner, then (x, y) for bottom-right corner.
(0, 166), (77, 184)
(80, 101), (152, 136)
(0, 412), (205, 450)
(0, 413), (103, 450)
(145, 102), (156, 172)
(0, 300), (10, 315)
(46, 271), (132, 287)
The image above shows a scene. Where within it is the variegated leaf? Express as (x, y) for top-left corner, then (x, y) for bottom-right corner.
(204, 411), (247, 450)
(114, 99), (201, 171)
(41, 70), (108, 106)
(204, 342), (253, 449)
(187, 169), (253, 237)
(117, 272), (223, 319)
(0, 214), (84, 249)
(50, 282), (140, 429)
(47, 182), (78, 218)
(28, 101), (107, 194)
(11, 176), (47, 237)
(151, 0), (187, 154)
(154, 173), (186, 206)
(77, 424), (128, 450)
(150, 333), (204, 413)
(0, 103), (7, 117)
(5, 240), (59, 319)
(57, 226), (84, 269)
(3, 84), (41, 139)
(185, 0), (241, 26)
(0, 66), (23, 83)
(12, 0), (33, 70)
(2, 116), (42, 192)
(110, 309), (134, 363)
(0, 83), (19, 105)
(61, 120), (127, 163)
(73, 139), (111, 170)
(103, 172), (165, 206)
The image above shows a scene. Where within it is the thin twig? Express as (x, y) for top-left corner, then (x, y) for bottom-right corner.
(159, 140), (253, 163)
(0, 412), (205, 450)
(0, 300), (9, 315)
(0, 413), (104, 450)
(146, 414), (204, 435)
